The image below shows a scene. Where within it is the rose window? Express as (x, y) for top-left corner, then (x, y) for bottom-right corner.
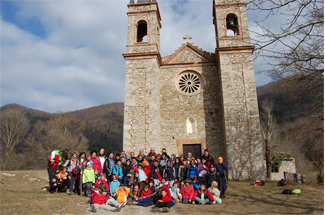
(175, 71), (203, 95)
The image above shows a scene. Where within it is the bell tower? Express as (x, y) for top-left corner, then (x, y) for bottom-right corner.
(125, 0), (161, 54)
(213, 0), (266, 180)
(123, 0), (162, 153)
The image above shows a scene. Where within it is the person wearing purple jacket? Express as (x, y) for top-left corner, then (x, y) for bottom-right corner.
(216, 157), (227, 198)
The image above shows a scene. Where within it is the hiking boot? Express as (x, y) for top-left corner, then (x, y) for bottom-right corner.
(66, 189), (71, 195)
(90, 204), (96, 213)
(151, 206), (161, 212)
(121, 202), (126, 207)
(162, 207), (170, 212)
(113, 207), (121, 212)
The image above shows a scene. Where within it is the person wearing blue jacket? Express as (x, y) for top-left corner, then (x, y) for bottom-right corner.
(216, 157), (227, 198)
(192, 179), (201, 191)
(113, 160), (124, 183)
(187, 159), (198, 180)
(104, 152), (115, 183)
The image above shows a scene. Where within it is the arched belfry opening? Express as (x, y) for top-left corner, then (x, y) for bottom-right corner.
(137, 21), (148, 42)
(226, 13), (239, 36)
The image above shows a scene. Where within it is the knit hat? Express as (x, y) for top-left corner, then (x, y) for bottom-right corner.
(87, 161), (93, 167)
(187, 152), (192, 157)
(218, 157), (223, 161)
(142, 160), (149, 166)
(150, 147), (155, 150)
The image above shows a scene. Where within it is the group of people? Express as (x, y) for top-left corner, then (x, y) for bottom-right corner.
(47, 147), (228, 213)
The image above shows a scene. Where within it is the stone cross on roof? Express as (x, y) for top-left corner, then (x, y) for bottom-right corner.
(183, 34), (192, 43)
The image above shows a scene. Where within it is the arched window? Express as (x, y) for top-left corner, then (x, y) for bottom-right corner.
(187, 118), (196, 134)
(137, 21), (147, 42)
(226, 14), (239, 36)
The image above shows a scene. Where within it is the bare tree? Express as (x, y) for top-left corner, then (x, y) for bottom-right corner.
(249, 0), (324, 112)
(0, 110), (29, 170)
(260, 99), (280, 179)
(26, 113), (88, 168)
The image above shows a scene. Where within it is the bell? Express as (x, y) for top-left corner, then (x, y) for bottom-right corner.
(227, 17), (237, 28)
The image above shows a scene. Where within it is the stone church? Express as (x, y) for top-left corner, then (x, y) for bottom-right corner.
(122, 0), (266, 180)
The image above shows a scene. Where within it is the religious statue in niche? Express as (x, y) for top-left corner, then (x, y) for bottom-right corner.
(187, 118), (196, 134)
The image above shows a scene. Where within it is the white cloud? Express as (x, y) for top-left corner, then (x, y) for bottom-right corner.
(1, 0), (271, 113)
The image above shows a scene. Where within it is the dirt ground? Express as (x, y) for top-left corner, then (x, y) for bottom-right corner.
(0, 170), (323, 215)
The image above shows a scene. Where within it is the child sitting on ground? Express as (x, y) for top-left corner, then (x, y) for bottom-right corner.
(148, 180), (155, 194)
(115, 185), (130, 204)
(141, 184), (152, 198)
(179, 179), (195, 204)
(151, 189), (174, 212)
(155, 169), (171, 196)
(127, 183), (139, 203)
(170, 182), (182, 203)
(192, 184), (215, 205)
(192, 178), (201, 191)
(83, 161), (95, 197)
(133, 188), (159, 207)
(110, 175), (120, 197)
(50, 166), (71, 194)
(208, 181), (222, 204)
(90, 186), (121, 213)
(95, 174), (109, 190)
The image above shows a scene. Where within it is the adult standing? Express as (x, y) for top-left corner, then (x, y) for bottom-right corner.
(122, 159), (134, 186)
(63, 151), (80, 195)
(47, 149), (69, 187)
(104, 152), (115, 184)
(216, 157), (227, 198)
(98, 148), (106, 172)
(89, 150), (103, 173)
(201, 149), (215, 167)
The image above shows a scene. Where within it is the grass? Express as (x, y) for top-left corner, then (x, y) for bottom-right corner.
(0, 170), (323, 215)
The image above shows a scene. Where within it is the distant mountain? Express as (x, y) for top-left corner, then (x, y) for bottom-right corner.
(256, 80), (323, 124)
(0, 104), (52, 124)
(0, 103), (124, 153)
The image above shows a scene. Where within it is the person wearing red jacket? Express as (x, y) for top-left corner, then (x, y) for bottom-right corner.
(95, 174), (109, 190)
(191, 184), (215, 205)
(90, 187), (122, 213)
(142, 161), (151, 183)
(179, 179), (195, 204)
(141, 184), (152, 198)
(89, 151), (103, 173)
(148, 147), (157, 157)
(155, 169), (171, 196)
(151, 189), (174, 212)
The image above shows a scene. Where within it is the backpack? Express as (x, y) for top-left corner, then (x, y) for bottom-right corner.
(254, 181), (265, 186)
(282, 189), (293, 194)
(291, 189), (301, 194)
(277, 179), (288, 186)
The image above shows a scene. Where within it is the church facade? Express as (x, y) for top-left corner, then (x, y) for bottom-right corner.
(123, 0), (266, 180)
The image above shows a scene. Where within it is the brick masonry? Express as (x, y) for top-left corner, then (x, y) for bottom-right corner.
(123, 0), (266, 180)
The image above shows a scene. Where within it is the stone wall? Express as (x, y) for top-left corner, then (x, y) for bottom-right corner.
(123, 57), (161, 153)
(217, 50), (265, 180)
(271, 158), (297, 181)
(158, 63), (226, 159)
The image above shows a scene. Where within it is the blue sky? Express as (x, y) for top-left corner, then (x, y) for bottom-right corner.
(1, 0), (272, 113)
